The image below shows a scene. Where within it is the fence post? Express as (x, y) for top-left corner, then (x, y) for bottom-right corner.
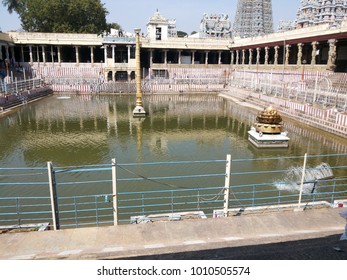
(47, 161), (60, 230)
(223, 154), (232, 217)
(112, 158), (118, 226)
(297, 153), (308, 210)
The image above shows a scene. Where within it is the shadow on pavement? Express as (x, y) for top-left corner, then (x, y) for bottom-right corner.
(123, 235), (347, 260)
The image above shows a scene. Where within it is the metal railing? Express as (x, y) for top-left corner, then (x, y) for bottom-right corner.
(1, 77), (44, 95)
(230, 70), (347, 112)
(0, 153), (346, 229)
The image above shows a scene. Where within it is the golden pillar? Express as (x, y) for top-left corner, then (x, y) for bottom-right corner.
(133, 28), (147, 117)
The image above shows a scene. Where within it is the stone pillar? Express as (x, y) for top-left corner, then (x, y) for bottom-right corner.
(192, 51), (195, 65)
(90, 46), (95, 65)
(327, 39), (337, 70)
(50, 46), (54, 64)
(265, 47), (269, 65)
(249, 49), (253, 65)
(149, 49), (153, 67)
(103, 45), (108, 66)
(36, 45), (40, 63)
(205, 51), (209, 65)
(274, 46), (279, 65)
(235, 50), (239, 65)
(127, 45), (131, 63)
(218, 51), (222, 65)
(311, 41), (319, 65)
(111, 45), (116, 64)
(57, 46), (61, 65)
(256, 47), (260, 65)
(163, 50), (167, 64)
(285, 44), (291, 65)
(297, 43), (303, 65)
(178, 50), (182, 64)
(29, 45), (33, 65)
(42, 46), (46, 65)
(242, 49), (245, 65)
(230, 51), (234, 65)
(75, 46), (80, 65)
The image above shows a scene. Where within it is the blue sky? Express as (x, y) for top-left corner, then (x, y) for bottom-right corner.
(0, 0), (302, 33)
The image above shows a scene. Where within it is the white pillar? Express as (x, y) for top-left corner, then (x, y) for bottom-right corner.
(223, 154), (232, 217)
(164, 50), (168, 64)
(57, 46), (61, 65)
(178, 50), (182, 64)
(112, 158), (118, 226)
(205, 51), (209, 65)
(29, 45), (33, 65)
(218, 51), (222, 65)
(285, 44), (291, 65)
(274, 46), (279, 65)
(311, 41), (319, 65)
(149, 49), (153, 67)
(90, 46), (94, 65)
(127, 45), (131, 63)
(103, 45), (108, 66)
(256, 47), (260, 65)
(265, 47), (269, 65)
(297, 43), (303, 65)
(36, 45), (40, 63)
(42, 46), (46, 65)
(297, 153), (308, 210)
(50, 46), (54, 64)
(75, 46), (79, 65)
(111, 45), (116, 64)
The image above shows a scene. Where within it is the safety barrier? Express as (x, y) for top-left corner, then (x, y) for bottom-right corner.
(0, 78), (43, 95)
(0, 153), (346, 229)
(230, 69), (347, 112)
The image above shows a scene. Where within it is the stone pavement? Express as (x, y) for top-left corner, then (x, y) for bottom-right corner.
(0, 208), (346, 260)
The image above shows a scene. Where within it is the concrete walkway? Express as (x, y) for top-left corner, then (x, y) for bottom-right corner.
(0, 208), (346, 260)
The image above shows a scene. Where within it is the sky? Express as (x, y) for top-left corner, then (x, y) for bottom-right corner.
(0, 0), (302, 33)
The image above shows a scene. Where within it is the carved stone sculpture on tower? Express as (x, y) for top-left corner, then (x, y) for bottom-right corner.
(233, 0), (274, 38)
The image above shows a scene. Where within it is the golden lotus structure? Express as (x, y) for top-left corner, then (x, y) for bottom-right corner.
(254, 106), (283, 134)
(248, 106), (290, 148)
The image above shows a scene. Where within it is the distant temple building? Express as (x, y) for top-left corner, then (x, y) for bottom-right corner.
(233, 0), (274, 38)
(296, 0), (347, 28)
(147, 10), (177, 41)
(199, 14), (232, 38)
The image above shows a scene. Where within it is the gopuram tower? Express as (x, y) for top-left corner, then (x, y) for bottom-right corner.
(233, 0), (274, 38)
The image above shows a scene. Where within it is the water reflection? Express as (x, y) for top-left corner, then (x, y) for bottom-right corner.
(0, 94), (346, 169)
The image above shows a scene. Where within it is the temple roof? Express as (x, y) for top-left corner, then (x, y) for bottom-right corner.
(148, 9), (169, 25)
